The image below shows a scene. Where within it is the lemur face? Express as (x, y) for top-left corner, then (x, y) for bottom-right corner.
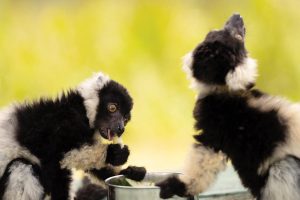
(95, 80), (133, 140)
(183, 14), (257, 91)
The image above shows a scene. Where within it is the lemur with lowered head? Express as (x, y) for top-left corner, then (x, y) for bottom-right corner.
(157, 14), (300, 200)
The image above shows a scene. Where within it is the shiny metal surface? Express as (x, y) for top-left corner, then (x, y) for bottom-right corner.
(105, 172), (198, 200)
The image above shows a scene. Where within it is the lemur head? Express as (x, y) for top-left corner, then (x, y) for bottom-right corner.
(77, 73), (133, 140)
(183, 14), (257, 93)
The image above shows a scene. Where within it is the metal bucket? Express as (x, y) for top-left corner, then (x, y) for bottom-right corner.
(105, 172), (198, 200)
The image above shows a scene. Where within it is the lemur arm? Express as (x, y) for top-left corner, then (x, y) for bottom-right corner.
(59, 133), (131, 171)
(60, 133), (145, 183)
(86, 165), (146, 183)
(157, 144), (226, 198)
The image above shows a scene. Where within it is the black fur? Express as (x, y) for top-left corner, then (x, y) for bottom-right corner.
(156, 176), (188, 199)
(75, 178), (107, 200)
(190, 14), (247, 86)
(193, 91), (286, 196)
(120, 166), (146, 181)
(98, 81), (133, 119)
(95, 80), (133, 139)
(0, 158), (44, 199)
(250, 89), (265, 98)
(15, 91), (93, 200)
(192, 39), (246, 85)
(9, 79), (133, 199)
(16, 91), (93, 161)
(106, 144), (130, 166)
(88, 166), (116, 181)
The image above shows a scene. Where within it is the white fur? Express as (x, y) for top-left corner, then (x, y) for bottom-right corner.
(247, 95), (300, 175)
(182, 52), (202, 92)
(0, 105), (40, 178)
(77, 72), (111, 128)
(179, 145), (226, 195)
(68, 169), (83, 200)
(44, 195), (51, 200)
(3, 162), (44, 200)
(226, 57), (258, 91)
(261, 157), (300, 200)
(60, 134), (108, 171)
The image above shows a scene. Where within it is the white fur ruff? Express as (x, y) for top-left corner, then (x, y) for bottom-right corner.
(225, 57), (258, 91)
(77, 72), (110, 128)
(182, 52), (203, 92)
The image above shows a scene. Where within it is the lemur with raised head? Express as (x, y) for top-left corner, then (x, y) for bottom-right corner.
(0, 72), (146, 200)
(157, 14), (300, 200)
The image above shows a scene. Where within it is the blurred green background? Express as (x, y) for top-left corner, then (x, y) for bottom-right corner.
(1, 0), (300, 171)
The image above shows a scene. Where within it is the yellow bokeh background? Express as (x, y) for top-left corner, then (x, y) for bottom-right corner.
(1, 0), (300, 171)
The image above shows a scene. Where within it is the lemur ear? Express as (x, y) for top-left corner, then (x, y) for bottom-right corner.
(224, 13), (245, 41)
(77, 72), (110, 99)
(95, 72), (110, 87)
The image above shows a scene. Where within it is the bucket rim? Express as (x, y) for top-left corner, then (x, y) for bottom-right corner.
(105, 172), (181, 189)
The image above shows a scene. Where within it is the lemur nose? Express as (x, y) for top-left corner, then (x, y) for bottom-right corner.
(117, 125), (124, 134)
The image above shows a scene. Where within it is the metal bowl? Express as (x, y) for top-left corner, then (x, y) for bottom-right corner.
(105, 172), (198, 200)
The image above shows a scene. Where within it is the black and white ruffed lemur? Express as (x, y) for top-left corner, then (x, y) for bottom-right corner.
(0, 72), (146, 200)
(157, 14), (300, 200)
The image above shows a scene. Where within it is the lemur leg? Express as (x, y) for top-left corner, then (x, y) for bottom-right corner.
(42, 161), (71, 200)
(53, 169), (72, 200)
(74, 167), (114, 200)
(75, 180), (107, 200)
(157, 144), (226, 198)
(0, 158), (44, 200)
(260, 156), (300, 200)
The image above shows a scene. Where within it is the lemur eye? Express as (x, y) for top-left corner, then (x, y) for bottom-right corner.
(107, 103), (117, 113)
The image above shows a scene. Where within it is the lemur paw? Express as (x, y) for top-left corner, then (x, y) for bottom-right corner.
(89, 166), (116, 180)
(120, 166), (146, 181)
(156, 176), (187, 199)
(106, 144), (129, 166)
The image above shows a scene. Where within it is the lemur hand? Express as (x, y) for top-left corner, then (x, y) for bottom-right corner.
(106, 144), (129, 166)
(156, 176), (188, 199)
(120, 166), (146, 181)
